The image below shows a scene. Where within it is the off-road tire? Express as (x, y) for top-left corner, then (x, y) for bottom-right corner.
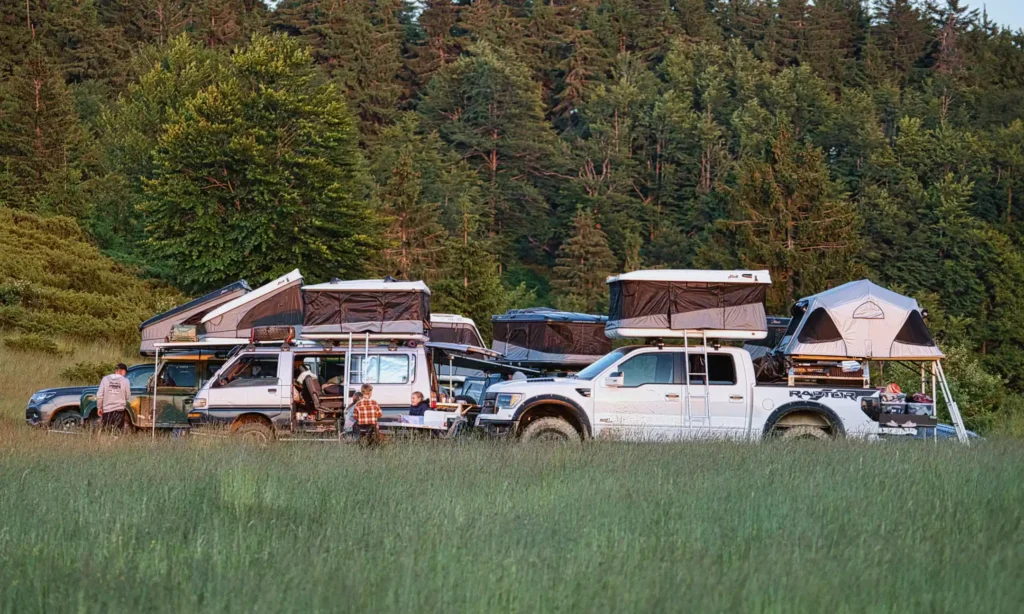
(51, 410), (83, 431)
(520, 417), (580, 443)
(233, 420), (274, 444)
(778, 425), (830, 441)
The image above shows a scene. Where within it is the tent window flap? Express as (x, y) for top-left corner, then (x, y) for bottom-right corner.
(797, 308), (843, 343)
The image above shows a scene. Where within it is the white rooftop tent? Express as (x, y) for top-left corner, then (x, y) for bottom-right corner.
(606, 270), (772, 340)
(201, 270), (304, 340)
(139, 280), (250, 355)
(302, 278), (431, 335)
(429, 313), (486, 348)
(777, 280), (943, 360)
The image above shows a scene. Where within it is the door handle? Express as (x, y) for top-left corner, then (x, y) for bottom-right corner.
(268, 388), (277, 393)
(665, 394), (680, 399)
(730, 395), (744, 402)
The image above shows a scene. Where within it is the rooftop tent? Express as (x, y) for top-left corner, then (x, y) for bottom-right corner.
(491, 308), (611, 367)
(429, 313), (486, 348)
(606, 269), (772, 340)
(200, 270), (304, 340)
(139, 280), (251, 355)
(302, 278), (431, 336)
(778, 280), (943, 360)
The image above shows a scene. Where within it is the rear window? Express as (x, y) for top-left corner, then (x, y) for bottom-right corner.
(688, 354), (737, 386)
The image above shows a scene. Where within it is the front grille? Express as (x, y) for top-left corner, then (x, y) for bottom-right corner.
(481, 392), (498, 414)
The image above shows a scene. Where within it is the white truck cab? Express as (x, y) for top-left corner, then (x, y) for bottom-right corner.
(477, 345), (880, 442)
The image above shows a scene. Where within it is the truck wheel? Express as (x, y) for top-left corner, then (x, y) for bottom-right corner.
(234, 421), (273, 444)
(779, 425), (829, 441)
(51, 411), (83, 431)
(520, 417), (580, 443)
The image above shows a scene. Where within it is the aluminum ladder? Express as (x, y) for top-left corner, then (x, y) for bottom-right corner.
(683, 331), (711, 431)
(934, 361), (970, 444)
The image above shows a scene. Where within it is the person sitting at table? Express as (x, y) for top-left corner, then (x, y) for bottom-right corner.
(408, 391), (430, 416)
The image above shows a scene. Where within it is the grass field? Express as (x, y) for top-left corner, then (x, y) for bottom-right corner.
(1, 346), (1023, 613)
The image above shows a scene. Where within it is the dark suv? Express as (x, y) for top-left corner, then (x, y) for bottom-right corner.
(25, 364), (154, 429)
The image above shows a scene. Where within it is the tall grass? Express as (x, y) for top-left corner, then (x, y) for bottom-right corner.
(0, 426), (1021, 613)
(2, 346), (1023, 612)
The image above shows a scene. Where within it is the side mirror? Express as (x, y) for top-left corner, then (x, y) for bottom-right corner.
(604, 372), (624, 387)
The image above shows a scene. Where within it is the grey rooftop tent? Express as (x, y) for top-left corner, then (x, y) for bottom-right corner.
(302, 278), (431, 336)
(777, 280), (943, 360)
(429, 313), (486, 348)
(606, 270), (772, 340)
(491, 308), (611, 367)
(139, 280), (251, 355)
(200, 270), (304, 341)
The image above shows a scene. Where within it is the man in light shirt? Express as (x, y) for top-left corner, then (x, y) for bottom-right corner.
(97, 363), (132, 432)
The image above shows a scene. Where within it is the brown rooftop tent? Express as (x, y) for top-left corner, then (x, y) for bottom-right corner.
(605, 270), (772, 340)
(777, 280), (943, 360)
(200, 270), (304, 340)
(302, 278), (431, 336)
(139, 280), (250, 355)
(491, 308), (610, 367)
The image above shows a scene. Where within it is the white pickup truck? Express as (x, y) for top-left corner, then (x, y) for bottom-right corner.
(476, 345), (884, 442)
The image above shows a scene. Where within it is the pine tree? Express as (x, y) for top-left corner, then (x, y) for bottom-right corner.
(140, 34), (384, 291)
(552, 208), (617, 313)
(0, 45), (89, 213)
(419, 42), (560, 267)
(723, 124), (865, 311)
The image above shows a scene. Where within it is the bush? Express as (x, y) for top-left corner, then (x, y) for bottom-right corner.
(60, 361), (117, 385)
(3, 333), (66, 355)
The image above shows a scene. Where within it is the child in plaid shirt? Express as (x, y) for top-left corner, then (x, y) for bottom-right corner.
(352, 384), (383, 443)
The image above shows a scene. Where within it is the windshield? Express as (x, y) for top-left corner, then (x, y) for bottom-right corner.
(574, 348), (633, 381)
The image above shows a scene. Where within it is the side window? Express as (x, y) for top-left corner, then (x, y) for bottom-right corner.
(203, 361), (225, 384)
(351, 354), (412, 384)
(214, 355), (280, 388)
(159, 363), (196, 388)
(618, 353), (674, 387)
(127, 367), (154, 388)
(688, 354), (737, 386)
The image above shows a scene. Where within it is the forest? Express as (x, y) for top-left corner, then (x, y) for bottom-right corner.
(2, 0), (1024, 431)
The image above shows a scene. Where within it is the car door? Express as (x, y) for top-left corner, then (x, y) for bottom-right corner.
(687, 352), (747, 437)
(151, 361), (199, 426)
(206, 354), (284, 411)
(592, 350), (682, 440)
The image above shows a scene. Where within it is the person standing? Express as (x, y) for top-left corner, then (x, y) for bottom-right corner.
(352, 384), (383, 445)
(97, 363), (132, 432)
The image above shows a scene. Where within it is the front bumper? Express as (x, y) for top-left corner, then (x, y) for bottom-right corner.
(474, 415), (516, 438)
(25, 404), (43, 426)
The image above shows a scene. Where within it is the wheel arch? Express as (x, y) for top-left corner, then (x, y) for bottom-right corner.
(230, 412), (275, 432)
(763, 401), (846, 438)
(47, 405), (83, 425)
(513, 395), (592, 439)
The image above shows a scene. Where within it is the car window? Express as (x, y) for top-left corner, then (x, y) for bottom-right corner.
(688, 354), (737, 386)
(618, 353), (674, 387)
(127, 367), (154, 388)
(215, 356), (279, 388)
(203, 361), (225, 384)
(158, 363), (196, 388)
(351, 354), (411, 384)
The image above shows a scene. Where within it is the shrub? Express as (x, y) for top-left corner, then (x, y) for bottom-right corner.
(3, 333), (66, 355)
(60, 361), (117, 385)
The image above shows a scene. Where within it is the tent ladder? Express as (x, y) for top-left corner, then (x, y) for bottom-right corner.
(934, 360), (969, 444)
(684, 331), (711, 431)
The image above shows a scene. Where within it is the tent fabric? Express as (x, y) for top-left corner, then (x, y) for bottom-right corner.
(429, 323), (485, 347)
(491, 308), (610, 366)
(780, 280), (943, 360)
(302, 279), (431, 335)
(606, 272), (771, 338)
(139, 280), (250, 355)
(201, 272), (304, 340)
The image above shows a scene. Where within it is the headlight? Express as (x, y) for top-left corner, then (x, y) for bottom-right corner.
(29, 392), (56, 405)
(495, 393), (523, 410)
(193, 398), (207, 409)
